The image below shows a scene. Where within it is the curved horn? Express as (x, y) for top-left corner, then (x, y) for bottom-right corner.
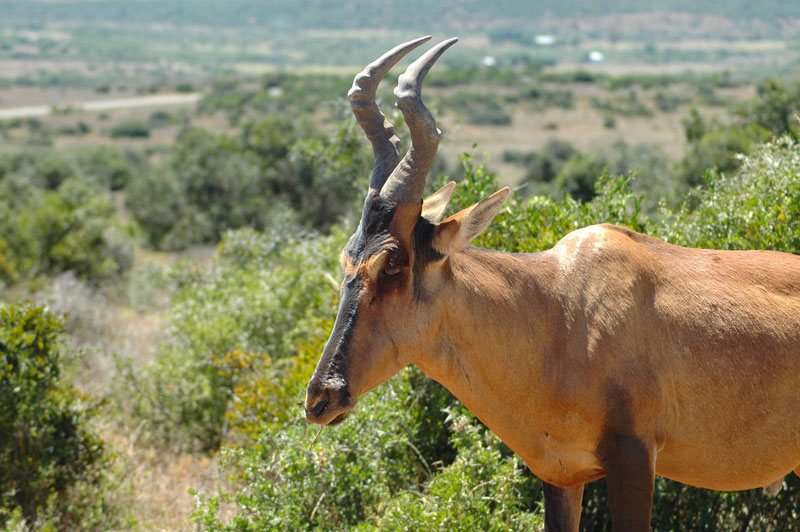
(348, 36), (432, 193)
(380, 37), (458, 204)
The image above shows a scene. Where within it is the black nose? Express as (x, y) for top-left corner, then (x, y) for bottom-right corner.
(307, 397), (329, 418)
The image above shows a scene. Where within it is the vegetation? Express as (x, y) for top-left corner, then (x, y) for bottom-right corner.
(1, 0), (799, 31)
(0, 304), (121, 531)
(0, 166), (137, 283)
(125, 119), (369, 250)
(2, 3), (800, 530)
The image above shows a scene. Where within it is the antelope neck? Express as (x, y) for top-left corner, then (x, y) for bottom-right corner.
(415, 247), (560, 421)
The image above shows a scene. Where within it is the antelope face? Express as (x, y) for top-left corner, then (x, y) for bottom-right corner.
(305, 195), (429, 425)
(304, 37), (508, 425)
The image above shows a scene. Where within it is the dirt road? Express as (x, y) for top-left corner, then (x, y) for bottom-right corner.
(0, 92), (202, 120)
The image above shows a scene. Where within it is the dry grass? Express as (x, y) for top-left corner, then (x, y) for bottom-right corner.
(102, 425), (224, 532)
(437, 90), (693, 186)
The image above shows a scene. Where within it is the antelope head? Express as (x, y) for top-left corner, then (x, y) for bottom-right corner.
(304, 37), (509, 425)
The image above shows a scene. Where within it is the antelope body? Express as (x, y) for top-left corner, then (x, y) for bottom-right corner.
(304, 37), (800, 531)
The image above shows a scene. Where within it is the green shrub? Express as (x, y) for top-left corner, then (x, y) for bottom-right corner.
(0, 178), (136, 281)
(738, 79), (800, 140)
(0, 303), (113, 530)
(677, 120), (771, 187)
(175, 82), (194, 93)
(519, 85), (574, 110)
(654, 91), (688, 112)
(191, 375), (431, 532)
(590, 92), (652, 117)
(362, 411), (542, 532)
(661, 136), (800, 252)
(127, 120), (369, 250)
(441, 91), (512, 125)
(109, 120), (150, 138)
(123, 226), (345, 450)
(0, 146), (141, 192)
(192, 375), (543, 532)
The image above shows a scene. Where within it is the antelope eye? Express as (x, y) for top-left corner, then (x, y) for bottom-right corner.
(383, 265), (402, 277)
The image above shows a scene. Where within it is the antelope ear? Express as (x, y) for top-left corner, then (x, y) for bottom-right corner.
(421, 181), (456, 222)
(432, 187), (510, 256)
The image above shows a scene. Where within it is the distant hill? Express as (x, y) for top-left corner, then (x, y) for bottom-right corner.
(2, 0), (798, 31)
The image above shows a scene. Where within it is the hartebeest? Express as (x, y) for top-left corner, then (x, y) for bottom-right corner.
(304, 36), (800, 531)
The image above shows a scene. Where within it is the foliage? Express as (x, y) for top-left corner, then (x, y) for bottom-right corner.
(590, 92), (652, 117)
(659, 136), (800, 252)
(738, 79), (800, 140)
(677, 116), (771, 187)
(678, 79), (800, 188)
(109, 120), (150, 138)
(123, 227), (345, 450)
(0, 147), (142, 191)
(0, 177), (136, 282)
(355, 410), (543, 532)
(518, 85), (574, 109)
(192, 372), (543, 532)
(0, 303), (117, 531)
(440, 91), (512, 126)
(504, 140), (667, 205)
(2, 0), (799, 32)
(126, 120), (369, 250)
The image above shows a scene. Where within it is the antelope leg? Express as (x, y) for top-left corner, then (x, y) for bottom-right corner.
(601, 434), (655, 532)
(543, 482), (584, 532)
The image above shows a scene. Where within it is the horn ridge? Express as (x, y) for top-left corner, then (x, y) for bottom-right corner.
(380, 38), (458, 204)
(348, 36), (432, 193)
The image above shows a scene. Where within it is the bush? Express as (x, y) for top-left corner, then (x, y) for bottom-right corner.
(109, 120), (150, 138)
(0, 303), (113, 530)
(192, 372), (543, 532)
(519, 85), (574, 110)
(0, 178), (136, 282)
(661, 136), (800, 252)
(677, 120), (771, 187)
(738, 79), (800, 140)
(123, 226), (345, 450)
(127, 120), (369, 250)
(590, 91), (652, 117)
(191, 374), (434, 532)
(441, 91), (512, 125)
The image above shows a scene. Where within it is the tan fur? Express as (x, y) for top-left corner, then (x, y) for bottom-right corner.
(433, 187), (509, 256)
(415, 224), (800, 491)
(421, 181), (456, 223)
(313, 222), (800, 492)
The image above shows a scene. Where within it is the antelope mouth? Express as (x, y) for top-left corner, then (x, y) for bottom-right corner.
(328, 411), (351, 425)
(304, 398), (355, 426)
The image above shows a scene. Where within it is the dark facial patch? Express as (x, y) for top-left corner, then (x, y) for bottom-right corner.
(318, 272), (363, 399)
(345, 192), (398, 265)
(344, 191), (445, 300)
